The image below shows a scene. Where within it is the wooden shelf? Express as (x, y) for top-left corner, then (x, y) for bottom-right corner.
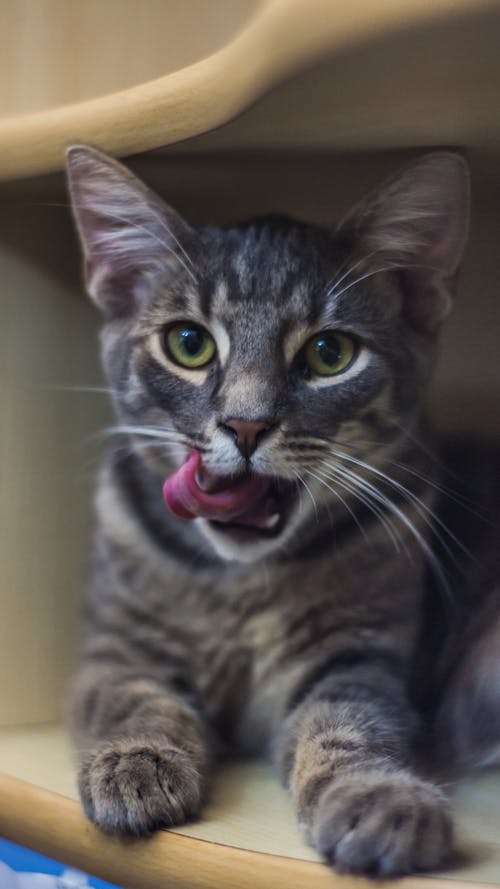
(1, 0), (500, 181)
(1, 725), (500, 888)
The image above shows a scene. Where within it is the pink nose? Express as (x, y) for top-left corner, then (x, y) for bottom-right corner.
(220, 418), (273, 458)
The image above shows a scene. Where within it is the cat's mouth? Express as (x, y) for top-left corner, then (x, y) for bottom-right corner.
(162, 450), (297, 540)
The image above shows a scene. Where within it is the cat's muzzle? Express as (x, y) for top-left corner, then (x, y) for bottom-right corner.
(162, 449), (298, 543)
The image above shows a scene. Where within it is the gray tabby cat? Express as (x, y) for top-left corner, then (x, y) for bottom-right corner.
(66, 146), (500, 876)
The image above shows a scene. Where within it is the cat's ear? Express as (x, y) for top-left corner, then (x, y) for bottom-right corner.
(66, 145), (196, 317)
(336, 152), (470, 331)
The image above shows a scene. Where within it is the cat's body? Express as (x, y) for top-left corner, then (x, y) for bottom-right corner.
(66, 148), (499, 876)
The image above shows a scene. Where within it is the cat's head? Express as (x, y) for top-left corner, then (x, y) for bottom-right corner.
(66, 147), (469, 563)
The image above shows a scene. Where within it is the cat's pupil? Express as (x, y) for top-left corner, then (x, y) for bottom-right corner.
(316, 335), (341, 366)
(181, 328), (203, 356)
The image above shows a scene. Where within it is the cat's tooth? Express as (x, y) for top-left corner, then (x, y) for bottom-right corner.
(265, 513), (280, 529)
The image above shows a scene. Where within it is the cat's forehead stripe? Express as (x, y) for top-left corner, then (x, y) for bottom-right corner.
(283, 325), (311, 364)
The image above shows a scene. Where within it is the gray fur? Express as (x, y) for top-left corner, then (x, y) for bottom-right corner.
(66, 147), (499, 875)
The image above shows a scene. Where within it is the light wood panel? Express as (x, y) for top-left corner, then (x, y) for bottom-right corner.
(0, 0), (499, 180)
(180, 4), (500, 152)
(0, 198), (109, 725)
(1, 726), (500, 888)
(0, 1), (257, 116)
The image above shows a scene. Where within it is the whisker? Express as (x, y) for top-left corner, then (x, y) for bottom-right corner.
(325, 265), (399, 302)
(388, 459), (487, 520)
(322, 457), (452, 598)
(152, 212), (197, 280)
(319, 464), (404, 555)
(323, 250), (383, 299)
(294, 471), (319, 522)
(97, 425), (188, 442)
(122, 441), (188, 459)
(324, 259), (441, 304)
(35, 384), (115, 396)
(381, 416), (470, 488)
(35, 200), (197, 284)
(305, 469), (369, 543)
(331, 450), (476, 565)
(288, 430), (487, 523)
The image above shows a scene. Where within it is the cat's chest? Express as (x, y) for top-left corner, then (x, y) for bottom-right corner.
(153, 546), (419, 751)
(180, 558), (408, 744)
(187, 583), (301, 748)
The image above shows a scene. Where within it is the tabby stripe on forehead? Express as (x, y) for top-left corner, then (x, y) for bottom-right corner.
(221, 264), (244, 303)
(198, 277), (215, 318)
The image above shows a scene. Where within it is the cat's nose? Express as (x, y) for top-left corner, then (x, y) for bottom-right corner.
(220, 418), (274, 459)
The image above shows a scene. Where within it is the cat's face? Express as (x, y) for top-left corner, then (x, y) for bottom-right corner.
(67, 148), (469, 562)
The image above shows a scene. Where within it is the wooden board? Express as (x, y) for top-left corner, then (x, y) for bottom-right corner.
(1, 0), (500, 180)
(1, 725), (500, 888)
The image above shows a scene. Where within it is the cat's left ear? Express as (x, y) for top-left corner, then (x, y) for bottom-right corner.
(66, 145), (196, 317)
(336, 152), (470, 332)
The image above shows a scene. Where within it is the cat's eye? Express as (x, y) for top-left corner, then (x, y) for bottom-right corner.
(163, 322), (216, 369)
(303, 331), (356, 377)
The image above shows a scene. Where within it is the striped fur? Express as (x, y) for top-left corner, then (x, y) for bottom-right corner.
(65, 148), (499, 875)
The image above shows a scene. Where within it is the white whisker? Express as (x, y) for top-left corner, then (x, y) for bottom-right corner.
(319, 463), (404, 554)
(295, 471), (319, 522)
(305, 469), (369, 543)
(47, 199), (198, 284)
(331, 450), (475, 565)
(325, 266), (398, 302)
(389, 459), (485, 518)
(93, 217), (197, 284)
(36, 384), (116, 396)
(325, 260), (441, 303)
(322, 456), (452, 597)
(323, 251), (382, 299)
(98, 425), (187, 442)
(150, 209), (197, 280)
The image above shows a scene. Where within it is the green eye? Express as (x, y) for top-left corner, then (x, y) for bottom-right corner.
(164, 322), (216, 369)
(304, 331), (356, 377)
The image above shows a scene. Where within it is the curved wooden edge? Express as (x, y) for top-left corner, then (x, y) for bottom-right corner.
(0, 0), (496, 181)
(0, 772), (490, 889)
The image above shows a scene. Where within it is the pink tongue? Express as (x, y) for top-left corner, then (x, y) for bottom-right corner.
(162, 451), (274, 528)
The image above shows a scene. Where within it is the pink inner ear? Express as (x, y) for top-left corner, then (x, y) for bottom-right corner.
(357, 172), (467, 332)
(398, 264), (454, 332)
(85, 258), (144, 318)
(67, 145), (197, 317)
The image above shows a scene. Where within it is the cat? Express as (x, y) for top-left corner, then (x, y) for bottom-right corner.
(65, 145), (500, 876)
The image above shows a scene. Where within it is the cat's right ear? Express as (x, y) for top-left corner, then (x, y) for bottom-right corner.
(335, 152), (470, 332)
(66, 145), (196, 317)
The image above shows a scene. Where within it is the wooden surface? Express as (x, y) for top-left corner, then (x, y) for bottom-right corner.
(1, 725), (500, 888)
(4, 772), (489, 889)
(0, 1), (256, 116)
(0, 0), (500, 180)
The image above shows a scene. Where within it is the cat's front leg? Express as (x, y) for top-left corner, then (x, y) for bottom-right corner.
(275, 660), (451, 876)
(71, 662), (211, 836)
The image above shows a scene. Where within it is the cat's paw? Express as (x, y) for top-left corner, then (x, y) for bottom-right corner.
(311, 770), (452, 876)
(79, 737), (204, 836)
